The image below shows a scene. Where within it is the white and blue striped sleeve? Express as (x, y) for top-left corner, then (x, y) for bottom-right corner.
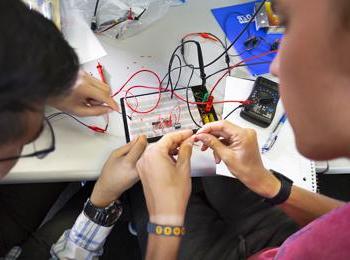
(50, 212), (114, 260)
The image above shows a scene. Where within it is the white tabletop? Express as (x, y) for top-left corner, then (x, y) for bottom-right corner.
(3, 0), (254, 183)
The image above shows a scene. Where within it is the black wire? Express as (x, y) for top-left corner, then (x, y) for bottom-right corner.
(161, 65), (189, 88)
(181, 32), (231, 73)
(185, 65), (202, 128)
(224, 104), (244, 120)
(205, 60), (273, 80)
(47, 112), (88, 126)
(167, 40), (206, 98)
(93, 0), (100, 16)
(203, 0), (267, 69)
(172, 54), (182, 93)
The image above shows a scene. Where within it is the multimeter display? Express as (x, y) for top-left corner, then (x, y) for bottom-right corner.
(240, 77), (279, 128)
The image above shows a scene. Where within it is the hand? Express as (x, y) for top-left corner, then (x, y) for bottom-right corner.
(137, 130), (194, 226)
(48, 70), (119, 117)
(195, 120), (280, 198)
(90, 135), (147, 208)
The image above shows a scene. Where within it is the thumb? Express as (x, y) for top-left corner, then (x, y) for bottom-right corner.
(176, 139), (193, 173)
(195, 133), (229, 163)
(126, 135), (148, 163)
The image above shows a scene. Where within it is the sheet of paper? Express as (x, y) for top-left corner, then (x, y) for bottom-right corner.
(60, 2), (106, 64)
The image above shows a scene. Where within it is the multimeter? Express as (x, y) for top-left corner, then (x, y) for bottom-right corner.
(240, 77), (279, 128)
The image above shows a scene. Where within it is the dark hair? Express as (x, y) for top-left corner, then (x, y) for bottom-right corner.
(0, 0), (79, 144)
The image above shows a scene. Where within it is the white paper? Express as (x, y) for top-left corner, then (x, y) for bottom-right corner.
(60, 3), (107, 64)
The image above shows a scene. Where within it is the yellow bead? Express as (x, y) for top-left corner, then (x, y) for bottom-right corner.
(173, 227), (181, 235)
(156, 226), (163, 235)
(164, 227), (172, 235)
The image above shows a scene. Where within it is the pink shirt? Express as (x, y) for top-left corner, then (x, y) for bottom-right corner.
(249, 203), (350, 260)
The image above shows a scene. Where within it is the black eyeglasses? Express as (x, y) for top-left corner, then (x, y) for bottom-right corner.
(0, 117), (56, 162)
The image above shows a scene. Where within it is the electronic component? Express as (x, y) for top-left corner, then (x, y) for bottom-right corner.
(254, 2), (284, 34)
(240, 77), (279, 128)
(121, 86), (218, 143)
(191, 85), (219, 125)
(174, 123), (181, 129)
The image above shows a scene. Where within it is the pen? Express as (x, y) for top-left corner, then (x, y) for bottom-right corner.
(261, 114), (287, 154)
(96, 62), (107, 83)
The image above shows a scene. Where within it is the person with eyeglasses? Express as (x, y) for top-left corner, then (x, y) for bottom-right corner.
(0, 1), (148, 258)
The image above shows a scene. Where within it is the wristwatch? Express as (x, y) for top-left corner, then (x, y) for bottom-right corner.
(83, 198), (123, 227)
(264, 170), (293, 206)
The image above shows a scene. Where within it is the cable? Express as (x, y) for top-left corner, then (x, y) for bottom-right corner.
(185, 65), (202, 128)
(168, 40), (206, 99)
(224, 104), (244, 120)
(203, 0), (267, 69)
(91, 0), (100, 31)
(205, 60), (272, 80)
(172, 54), (183, 93)
(47, 112), (108, 133)
(209, 50), (277, 96)
(181, 32), (232, 73)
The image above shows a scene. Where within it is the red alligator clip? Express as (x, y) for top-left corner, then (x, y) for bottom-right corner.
(205, 96), (214, 112)
(88, 126), (106, 133)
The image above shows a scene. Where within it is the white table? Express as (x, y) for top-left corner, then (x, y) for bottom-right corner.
(3, 0), (255, 183)
(4, 0), (347, 183)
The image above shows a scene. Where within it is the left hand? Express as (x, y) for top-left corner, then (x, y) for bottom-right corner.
(49, 70), (119, 117)
(137, 130), (194, 226)
(90, 135), (148, 208)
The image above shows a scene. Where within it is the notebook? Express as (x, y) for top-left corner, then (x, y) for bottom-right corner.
(216, 76), (317, 192)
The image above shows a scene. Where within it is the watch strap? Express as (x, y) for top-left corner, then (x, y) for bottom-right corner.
(264, 170), (293, 206)
(83, 198), (122, 227)
(147, 222), (185, 237)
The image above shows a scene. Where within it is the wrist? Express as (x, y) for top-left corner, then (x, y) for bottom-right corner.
(254, 169), (281, 198)
(150, 214), (185, 226)
(90, 188), (121, 208)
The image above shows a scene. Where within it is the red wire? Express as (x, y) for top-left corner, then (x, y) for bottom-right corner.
(111, 69), (161, 97)
(112, 51), (277, 115)
(209, 50), (277, 96)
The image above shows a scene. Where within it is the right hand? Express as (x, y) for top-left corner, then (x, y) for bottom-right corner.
(48, 70), (119, 117)
(137, 130), (194, 226)
(195, 120), (280, 198)
(90, 135), (147, 208)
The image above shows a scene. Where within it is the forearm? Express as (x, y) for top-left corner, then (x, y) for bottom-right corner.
(279, 185), (345, 226)
(146, 235), (182, 260)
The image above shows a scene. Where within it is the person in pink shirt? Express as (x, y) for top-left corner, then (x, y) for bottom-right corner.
(135, 0), (350, 259)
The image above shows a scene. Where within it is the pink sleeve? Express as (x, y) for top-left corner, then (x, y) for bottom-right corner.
(248, 247), (279, 260)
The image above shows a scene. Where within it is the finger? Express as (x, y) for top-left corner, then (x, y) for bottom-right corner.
(158, 129), (193, 152)
(201, 143), (209, 151)
(112, 139), (138, 158)
(213, 150), (221, 164)
(75, 105), (113, 117)
(104, 98), (120, 112)
(196, 120), (243, 139)
(176, 138), (193, 174)
(88, 99), (104, 106)
(195, 133), (229, 161)
(169, 148), (179, 156)
(84, 71), (111, 92)
(126, 135), (148, 163)
(86, 82), (120, 112)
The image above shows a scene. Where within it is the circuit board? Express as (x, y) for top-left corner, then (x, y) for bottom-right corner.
(121, 86), (218, 142)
